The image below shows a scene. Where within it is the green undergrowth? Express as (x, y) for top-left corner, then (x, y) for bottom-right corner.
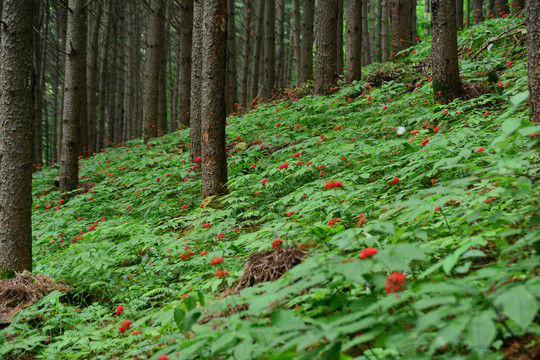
(1, 15), (539, 360)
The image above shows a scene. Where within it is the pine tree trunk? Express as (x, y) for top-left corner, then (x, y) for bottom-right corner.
(346, 0), (362, 82)
(377, 0), (383, 62)
(106, 12), (117, 146)
(79, 9), (88, 154)
(87, 0), (102, 153)
(411, 0), (417, 44)
(240, 0), (251, 106)
(369, 0), (376, 63)
(381, 0), (389, 61)
(466, 0), (471, 28)
(293, 0), (301, 87)
(361, 0), (370, 64)
(227, 0), (238, 111)
(57, 3), (67, 159)
(250, 0), (265, 101)
(315, 0), (338, 94)
(201, 0), (228, 198)
(114, 2), (125, 144)
(179, 0), (193, 126)
(144, 0), (163, 141)
(263, 0), (275, 99)
(487, 0), (494, 18)
(473, 0), (484, 24)
(431, 0), (462, 104)
(527, 0), (540, 124)
(337, 0), (344, 73)
(494, 0), (509, 17)
(456, 0), (464, 30)
(97, 1), (112, 150)
(424, 0), (430, 36)
(276, 0), (285, 89)
(390, 0), (413, 55)
(0, 0), (34, 274)
(190, 0), (203, 164)
(300, 0), (315, 84)
(60, 0), (85, 193)
(157, 2), (169, 136)
(33, 3), (44, 166)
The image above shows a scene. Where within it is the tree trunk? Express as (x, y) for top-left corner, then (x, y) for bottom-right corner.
(97, 1), (112, 150)
(60, 0), (85, 193)
(201, 0), (228, 198)
(390, 0), (413, 55)
(346, 0), (362, 82)
(250, 0), (265, 101)
(114, 1), (126, 144)
(300, 0), (315, 84)
(361, 0), (370, 64)
(157, 1), (169, 137)
(466, 0), (471, 28)
(179, 0), (193, 126)
(276, 0), (285, 89)
(512, 0), (524, 14)
(369, 0), (377, 63)
(227, 0), (238, 111)
(106, 9), (117, 146)
(431, 0), (462, 104)
(263, 0), (275, 99)
(57, 2), (67, 159)
(337, 0), (344, 73)
(381, 0), (389, 61)
(293, 0), (301, 87)
(487, 0), (494, 18)
(315, 0), (338, 94)
(424, 0), (430, 35)
(0, 0), (34, 274)
(33, 2), (44, 166)
(473, 0), (484, 23)
(494, 0), (509, 17)
(87, 0), (102, 153)
(456, 0), (464, 30)
(240, 0), (251, 106)
(411, 0), (417, 44)
(144, 0), (163, 141)
(527, 0), (540, 124)
(190, 0), (203, 164)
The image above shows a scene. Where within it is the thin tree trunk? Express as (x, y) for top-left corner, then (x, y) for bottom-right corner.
(190, 0), (203, 163)
(114, 1), (126, 144)
(431, 0), (462, 104)
(361, 0), (370, 64)
(381, 0), (389, 61)
(346, 0), (362, 82)
(240, 0), (251, 106)
(97, 1), (112, 150)
(315, 0), (338, 94)
(60, 0), (85, 193)
(276, 0), (285, 89)
(293, 0), (301, 87)
(300, 0), (315, 84)
(263, 0), (275, 99)
(179, 0), (193, 126)
(106, 13), (117, 146)
(144, 0), (164, 141)
(87, 0), (102, 152)
(33, 2), (44, 166)
(337, 0), (344, 73)
(250, 0), (265, 102)
(0, 0), (34, 273)
(527, 0), (540, 124)
(157, 1), (169, 137)
(377, 0), (383, 62)
(227, 0), (238, 110)
(133, 4), (142, 139)
(201, 0), (228, 198)
(456, 0), (464, 30)
(57, 2), (67, 160)
(473, 0), (484, 23)
(424, 0), (430, 35)
(369, 0), (376, 63)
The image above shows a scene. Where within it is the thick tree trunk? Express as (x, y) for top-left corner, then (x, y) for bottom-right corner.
(240, 0), (251, 107)
(263, 0), (275, 99)
(87, 0), (102, 153)
(527, 0), (540, 124)
(276, 0), (285, 89)
(144, 0), (163, 141)
(456, 0), (464, 30)
(346, 0), (362, 82)
(201, 0), (228, 198)
(315, 0), (338, 94)
(473, 0), (484, 23)
(60, 0), (85, 193)
(337, 0), (344, 73)
(227, 0), (238, 111)
(390, 0), (413, 55)
(361, 0), (370, 65)
(179, 0), (193, 126)
(381, 0), (389, 61)
(250, 0), (265, 101)
(293, 0), (301, 87)
(431, 0), (462, 104)
(300, 0), (315, 84)
(190, 0), (203, 164)
(0, 0), (34, 274)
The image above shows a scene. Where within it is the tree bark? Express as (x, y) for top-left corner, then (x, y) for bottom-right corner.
(0, 0), (34, 274)
(466, 0), (471, 28)
(263, 0), (275, 99)
(227, 0), (238, 111)
(300, 0), (315, 84)
(512, 0), (524, 14)
(493, 0), (509, 17)
(473, 0), (484, 23)
(293, 0), (301, 87)
(346, 0), (362, 82)
(201, 0), (228, 198)
(190, 0), (203, 164)
(144, 0), (164, 141)
(60, 0), (85, 193)
(361, 0), (370, 65)
(337, 0), (344, 73)
(381, 0), (389, 61)
(370, 0), (377, 63)
(33, 1), (44, 167)
(157, 1), (169, 136)
(390, 0), (413, 55)
(276, 0), (285, 89)
(431, 0), (462, 104)
(315, 0), (338, 94)
(179, 0), (193, 126)
(97, 1), (112, 150)
(456, 0), (464, 30)
(250, 0), (265, 101)
(424, 0), (430, 35)
(87, 0), (102, 153)
(527, 0), (540, 124)
(240, 0), (251, 106)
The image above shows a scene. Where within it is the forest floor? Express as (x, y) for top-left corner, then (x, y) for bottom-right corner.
(1, 14), (539, 360)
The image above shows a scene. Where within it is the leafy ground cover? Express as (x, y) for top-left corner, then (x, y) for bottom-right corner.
(1, 15), (539, 360)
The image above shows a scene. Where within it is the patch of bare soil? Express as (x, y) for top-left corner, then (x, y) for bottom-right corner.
(502, 334), (540, 360)
(0, 271), (72, 326)
(462, 81), (494, 100)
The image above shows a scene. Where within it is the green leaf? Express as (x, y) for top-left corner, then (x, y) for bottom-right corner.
(184, 309), (202, 334)
(432, 315), (470, 350)
(197, 290), (205, 306)
(230, 243), (248, 255)
(173, 307), (185, 332)
(510, 90), (529, 106)
(500, 118), (522, 135)
(443, 244), (470, 275)
(494, 285), (539, 329)
(464, 311), (496, 354)
(184, 294), (197, 312)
